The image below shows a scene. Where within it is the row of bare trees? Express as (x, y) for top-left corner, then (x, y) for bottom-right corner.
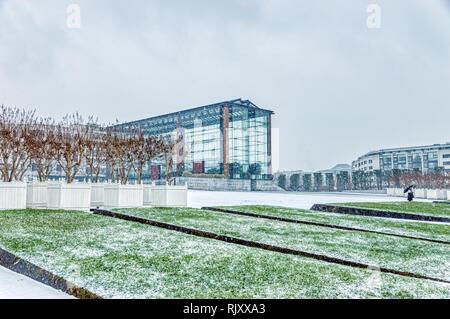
(0, 105), (181, 184)
(351, 168), (450, 190)
(390, 170), (450, 189)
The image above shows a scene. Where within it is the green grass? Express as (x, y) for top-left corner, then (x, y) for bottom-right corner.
(330, 202), (450, 218)
(0, 209), (449, 298)
(216, 205), (450, 243)
(115, 207), (450, 281)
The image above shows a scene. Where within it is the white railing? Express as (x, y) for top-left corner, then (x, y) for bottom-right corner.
(152, 185), (188, 207)
(26, 181), (49, 209)
(103, 183), (144, 209)
(47, 181), (91, 212)
(0, 181), (188, 210)
(0, 182), (27, 210)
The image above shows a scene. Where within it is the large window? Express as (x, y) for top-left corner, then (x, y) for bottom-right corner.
(229, 106), (270, 179)
(396, 154), (407, 170)
(426, 151), (438, 169)
(185, 119), (221, 174)
(381, 155), (392, 171)
(412, 153), (422, 170)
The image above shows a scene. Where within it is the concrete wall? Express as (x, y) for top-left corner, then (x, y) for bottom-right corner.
(176, 177), (281, 192)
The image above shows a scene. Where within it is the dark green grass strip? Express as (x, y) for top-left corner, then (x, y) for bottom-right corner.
(311, 204), (450, 223)
(93, 209), (450, 285)
(201, 207), (450, 245)
(433, 201), (450, 205)
(0, 247), (101, 299)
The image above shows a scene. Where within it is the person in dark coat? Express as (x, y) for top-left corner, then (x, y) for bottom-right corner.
(407, 190), (414, 202)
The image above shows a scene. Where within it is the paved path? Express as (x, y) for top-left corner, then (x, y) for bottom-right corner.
(0, 266), (74, 299)
(187, 190), (427, 209)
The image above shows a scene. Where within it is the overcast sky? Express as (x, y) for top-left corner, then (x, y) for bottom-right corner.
(1, 0), (449, 171)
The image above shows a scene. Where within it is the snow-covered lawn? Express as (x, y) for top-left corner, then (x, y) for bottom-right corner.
(114, 207), (450, 282)
(332, 202), (450, 218)
(0, 266), (74, 299)
(1, 209), (449, 298)
(219, 205), (450, 243)
(187, 190), (422, 209)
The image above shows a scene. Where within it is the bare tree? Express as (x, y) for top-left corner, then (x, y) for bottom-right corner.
(0, 105), (36, 182)
(54, 113), (88, 183)
(160, 130), (188, 185)
(105, 126), (136, 184)
(83, 119), (106, 183)
(104, 128), (118, 183)
(131, 127), (163, 184)
(26, 118), (58, 182)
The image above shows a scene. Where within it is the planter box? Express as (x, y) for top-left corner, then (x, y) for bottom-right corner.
(47, 182), (91, 212)
(152, 185), (187, 207)
(414, 189), (427, 199)
(26, 181), (49, 209)
(143, 183), (155, 207)
(103, 184), (143, 209)
(90, 183), (106, 208)
(394, 188), (405, 197)
(427, 189), (448, 200)
(426, 189), (437, 200)
(0, 182), (27, 210)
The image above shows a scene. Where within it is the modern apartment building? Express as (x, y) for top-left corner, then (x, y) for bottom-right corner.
(352, 143), (450, 173)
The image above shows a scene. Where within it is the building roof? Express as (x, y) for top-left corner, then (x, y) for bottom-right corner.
(116, 98), (274, 128)
(357, 142), (450, 160)
(319, 163), (352, 173)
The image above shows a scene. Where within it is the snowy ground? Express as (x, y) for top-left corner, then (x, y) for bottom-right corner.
(0, 266), (74, 299)
(0, 190), (428, 299)
(187, 190), (425, 209)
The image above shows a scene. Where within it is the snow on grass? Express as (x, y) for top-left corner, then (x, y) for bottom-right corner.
(115, 207), (450, 282)
(330, 202), (450, 218)
(0, 209), (449, 298)
(219, 205), (450, 243)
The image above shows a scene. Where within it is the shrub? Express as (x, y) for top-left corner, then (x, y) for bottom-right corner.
(290, 174), (300, 191)
(277, 174), (287, 190)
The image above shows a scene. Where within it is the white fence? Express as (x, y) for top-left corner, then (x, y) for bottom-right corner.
(426, 189), (448, 200)
(152, 185), (188, 207)
(91, 183), (106, 208)
(47, 182), (91, 212)
(143, 183), (155, 207)
(0, 181), (188, 211)
(104, 184), (144, 209)
(0, 182), (27, 210)
(386, 187), (448, 200)
(414, 189), (427, 199)
(26, 181), (49, 209)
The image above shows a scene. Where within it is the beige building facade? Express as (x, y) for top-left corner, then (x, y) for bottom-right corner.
(352, 143), (450, 173)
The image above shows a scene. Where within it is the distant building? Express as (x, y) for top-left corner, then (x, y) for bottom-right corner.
(318, 163), (352, 175)
(352, 143), (450, 173)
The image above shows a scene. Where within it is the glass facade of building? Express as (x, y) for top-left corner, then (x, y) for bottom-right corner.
(117, 99), (274, 181)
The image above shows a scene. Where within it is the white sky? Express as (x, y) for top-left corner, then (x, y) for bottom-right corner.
(1, 0), (449, 171)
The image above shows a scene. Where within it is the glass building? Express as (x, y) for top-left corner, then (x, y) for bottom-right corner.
(117, 99), (274, 181)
